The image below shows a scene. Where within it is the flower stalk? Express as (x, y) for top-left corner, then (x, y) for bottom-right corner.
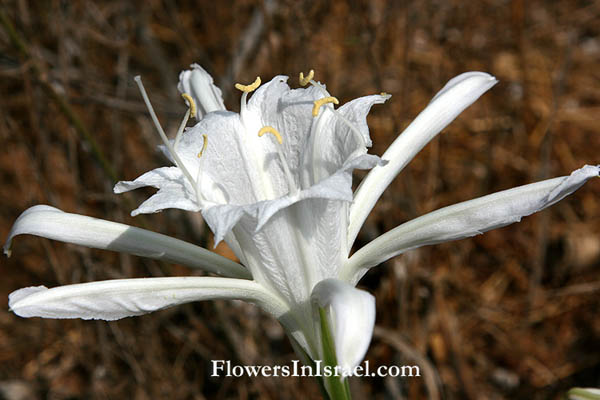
(319, 307), (352, 400)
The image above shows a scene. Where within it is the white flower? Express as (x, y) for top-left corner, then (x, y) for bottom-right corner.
(5, 65), (599, 376)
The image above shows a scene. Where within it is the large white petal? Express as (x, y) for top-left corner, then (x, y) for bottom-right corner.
(201, 153), (383, 245)
(4, 205), (251, 279)
(177, 64), (226, 118)
(311, 279), (376, 371)
(342, 165), (600, 284)
(348, 72), (498, 247)
(201, 157), (380, 314)
(9, 277), (286, 320)
(200, 154), (386, 311)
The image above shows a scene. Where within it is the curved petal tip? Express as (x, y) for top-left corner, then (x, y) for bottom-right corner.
(311, 279), (376, 371)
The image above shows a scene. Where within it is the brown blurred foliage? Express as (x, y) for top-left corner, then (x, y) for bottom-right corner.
(1, 0), (599, 399)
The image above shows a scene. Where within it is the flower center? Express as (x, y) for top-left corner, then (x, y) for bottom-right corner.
(235, 77), (300, 198)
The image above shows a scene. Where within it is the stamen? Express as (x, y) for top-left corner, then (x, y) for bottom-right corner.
(181, 93), (197, 118)
(257, 126), (298, 195)
(307, 78), (330, 97)
(329, 110), (366, 145)
(134, 76), (198, 200)
(175, 93), (197, 150)
(237, 77), (261, 126)
(195, 165), (204, 205)
(174, 108), (191, 150)
(194, 134), (208, 205)
(299, 69), (314, 86)
(198, 134), (208, 158)
(235, 77), (261, 93)
(258, 126), (283, 144)
(312, 96), (339, 117)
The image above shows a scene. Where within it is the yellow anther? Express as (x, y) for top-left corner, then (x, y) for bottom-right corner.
(380, 92), (388, 96)
(258, 126), (283, 144)
(197, 134), (208, 158)
(181, 93), (197, 118)
(235, 77), (261, 93)
(312, 96), (339, 117)
(299, 69), (314, 86)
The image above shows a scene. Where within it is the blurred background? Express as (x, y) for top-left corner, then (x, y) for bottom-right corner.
(1, 0), (599, 399)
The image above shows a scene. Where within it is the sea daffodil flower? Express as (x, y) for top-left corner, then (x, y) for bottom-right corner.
(6, 65), (599, 388)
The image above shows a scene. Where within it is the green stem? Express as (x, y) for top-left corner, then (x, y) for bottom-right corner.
(319, 307), (352, 400)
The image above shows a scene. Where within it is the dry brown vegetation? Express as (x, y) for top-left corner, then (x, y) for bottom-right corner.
(1, 1), (599, 399)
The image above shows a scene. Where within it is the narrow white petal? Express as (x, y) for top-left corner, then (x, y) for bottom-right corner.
(311, 279), (376, 371)
(342, 165), (599, 284)
(177, 64), (226, 118)
(9, 277), (287, 320)
(4, 205), (251, 279)
(114, 167), (200, 216)
(114, 166), (183, 192)
(348, 72), (498, 247)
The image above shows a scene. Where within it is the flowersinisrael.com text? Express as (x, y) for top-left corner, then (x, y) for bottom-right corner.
(211, 360), (420, 378)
